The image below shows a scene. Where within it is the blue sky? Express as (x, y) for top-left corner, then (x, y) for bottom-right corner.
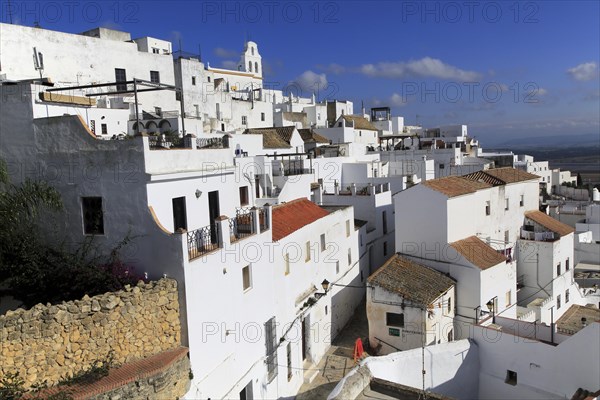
(2, 0), (599, 144)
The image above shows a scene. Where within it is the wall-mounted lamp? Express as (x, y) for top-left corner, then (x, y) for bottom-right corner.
(195, 189), (202, 198)
(314, 279), (330, 299)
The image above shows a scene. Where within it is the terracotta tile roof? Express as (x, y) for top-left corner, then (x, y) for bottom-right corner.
(271, 198), (330, 241)
(422, 176), (492, 198)
(23, 347), (189, 400)
(524, 210), (575, 237)
(243, 127), (292, 149)
(368, 255), (455, 306)
(244, 126), (297, 145)
(342, 115), (378, 131)
(571, 388), (600, 400)
(298, 128), (330, 144)
(463, 168), (539, 185)
(450, 236), (506, 270)
(557, 304), (600, 336)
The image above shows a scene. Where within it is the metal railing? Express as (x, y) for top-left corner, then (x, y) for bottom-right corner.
(231, 209), (255, 242)
(196, 137), (226, 149)
(187, 224), (219, 260)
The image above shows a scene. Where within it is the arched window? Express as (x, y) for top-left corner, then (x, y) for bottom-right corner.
(255, 62), (259, 74)
(251, 47), (254, 55)
(248, 61), (252, 72)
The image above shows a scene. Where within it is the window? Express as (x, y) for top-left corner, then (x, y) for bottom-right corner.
(447, 297), (452, 314)
(265, 317), (277, 382)
(115, 68), (127, 91)
(251, 47), (254, 55)
(346, 220), (351, 237)
(382, 211), (388, 234)
(242, 265), (252, 291)
(261, 112), (265, 122)
(565, 289), (570, 303)
(505, 198), (509, 211)
(520, 195), (524, 207)
(248, 61), (252, 72)
(286, 342), (292, 381)
(505, 370), (517, 386)
(556, 262), (561, 277)
(101, 124), (108, 135)
(383, 241), (388, 256)
(239, 381), (253, 400)
(150, 70), (160, 83)
(284, 253), (290, 275)
(506, 290), (512, 306)
(90, 120), (96, 134)
(557, 294), (561, 309)
(386, 312), (404, 328)
(348, 248), (352, 266)
(192, 76), (196, 85)
(485, 201), (490, 216)
(255, 62), (259, 74)
(504, 230), (509, 243)
(566, 258), (570, 271)
(447, 329), (453, 342)
(336, 261), (340, 274)
(242, 115), (247, 125)
(239, 186), (249, 206)
(320, 234), (326, 251)
(208, 76), (211, 82)
(152, 48), (159, 54)
(82, 197), (104, 235)
(439, 163), (445, 170)
(305, 241), (311, 262)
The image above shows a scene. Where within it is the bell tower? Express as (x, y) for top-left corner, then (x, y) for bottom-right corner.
(237, 41), (262, 78)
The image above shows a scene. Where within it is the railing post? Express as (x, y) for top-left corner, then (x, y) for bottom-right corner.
(264, 204), (273, 231)
(334, 180), (339, 195)
(216, 216), (230, 248)
(314, 184), (323, 204)
(368, 183), (375, 195)
(350, 183), (357, 196)
(184, 134), (196, 149)
(250, 207), (260, 234)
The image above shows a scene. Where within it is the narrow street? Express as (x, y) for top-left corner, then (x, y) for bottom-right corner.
(296, 302), (370, 400)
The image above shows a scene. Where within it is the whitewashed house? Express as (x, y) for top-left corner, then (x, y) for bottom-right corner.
(517, 210), (578, 322)
(366, 255), (456, 354)
(394, 169), (540, 328)
(184, 198), (366, 399)
(315, 115), (379, 146)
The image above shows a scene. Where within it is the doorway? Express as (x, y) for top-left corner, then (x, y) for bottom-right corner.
(208, 191), (220, 243)
(172, 197), (187, 231)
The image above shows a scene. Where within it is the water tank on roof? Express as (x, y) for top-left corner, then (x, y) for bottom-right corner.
(593, 187), (600, 202)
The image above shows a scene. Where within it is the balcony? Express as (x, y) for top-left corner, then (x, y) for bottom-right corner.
(186, 207), (271, 260)
(520, 227), (557, 242)
(322, 182), (390, 196)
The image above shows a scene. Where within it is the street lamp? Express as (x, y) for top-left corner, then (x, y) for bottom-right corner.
(315, 279), (330, 299)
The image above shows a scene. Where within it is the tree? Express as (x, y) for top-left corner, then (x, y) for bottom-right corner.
(0, 159), (142, 307)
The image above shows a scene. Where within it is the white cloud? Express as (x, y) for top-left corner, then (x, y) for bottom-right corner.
(567, 62), (598, 81)
(289, 70), (328, 95)
(214, 47), (239, 59)
(318, 63), (346, 74)
(390, 93), (408, 107)
(359, 57), (481, 81)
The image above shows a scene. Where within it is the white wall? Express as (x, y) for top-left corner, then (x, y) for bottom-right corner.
(472, 322), (600, 399)
(367, 285), (455, 353)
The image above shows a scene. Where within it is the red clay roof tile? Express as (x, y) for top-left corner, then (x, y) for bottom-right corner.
(271, 198), (330, 241)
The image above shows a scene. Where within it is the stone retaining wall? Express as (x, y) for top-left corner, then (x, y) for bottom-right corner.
(0, 278), (181, 388)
